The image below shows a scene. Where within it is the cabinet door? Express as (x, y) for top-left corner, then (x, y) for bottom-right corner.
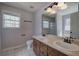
(36, 40), (40, 56)
(47, 46), (67, 56)
(33, 39), (40, 56)
(33, 39), (37, 55)
(39, 42), (47, 56)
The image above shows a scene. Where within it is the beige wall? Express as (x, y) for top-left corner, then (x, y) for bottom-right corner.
(0, 3), (34, 49)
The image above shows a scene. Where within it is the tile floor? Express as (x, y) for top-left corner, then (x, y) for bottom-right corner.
(2, 46), (36, 56)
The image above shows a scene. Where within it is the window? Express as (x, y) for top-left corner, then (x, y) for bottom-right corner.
(65, 18), (70, 31)
(63, 15), (70, 37)
(3, 14), (20, 28)
(43, 21), (49, 28)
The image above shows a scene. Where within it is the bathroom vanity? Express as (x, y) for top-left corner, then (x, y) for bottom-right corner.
(33, 39), (66, 56)
(32, 35), (79, 56)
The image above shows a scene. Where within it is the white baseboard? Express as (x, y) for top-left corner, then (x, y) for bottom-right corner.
(2, 43), (26, 52)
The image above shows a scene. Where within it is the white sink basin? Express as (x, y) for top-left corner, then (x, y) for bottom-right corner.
(54, 41), (79, 51)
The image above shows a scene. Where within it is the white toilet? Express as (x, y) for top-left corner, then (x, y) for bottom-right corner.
(26, 40), (33, 50)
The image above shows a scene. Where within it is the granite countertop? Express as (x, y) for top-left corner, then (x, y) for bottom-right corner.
(32, 35), (79, 56)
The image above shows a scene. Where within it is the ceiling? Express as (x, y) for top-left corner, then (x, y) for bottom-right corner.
(2, 2), (78, 18)
(2, 2), (50, 12)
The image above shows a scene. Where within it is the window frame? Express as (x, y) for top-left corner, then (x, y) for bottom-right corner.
(43, 20), (49, 29)
(2, 13), (20, 28)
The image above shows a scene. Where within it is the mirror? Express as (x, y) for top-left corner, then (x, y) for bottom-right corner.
(70, 12), (79, 39)
(42, 14), (57, 35)
(42, 12), (79, 38)
(62, 11), (79, 39)
(42, 2), (79, 38)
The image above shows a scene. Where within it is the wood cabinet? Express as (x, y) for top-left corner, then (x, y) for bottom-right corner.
(33, 39), (37, 55)
(47, 46), (67, 56)
(33, 39), (67, 56)
(33, 39), (40, 56)
(39, 42), (47, 56)
(36, 40), (40, 56)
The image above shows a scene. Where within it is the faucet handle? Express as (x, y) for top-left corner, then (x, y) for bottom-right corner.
(68, 39), (72, 44)
(63, 37), (68, 42)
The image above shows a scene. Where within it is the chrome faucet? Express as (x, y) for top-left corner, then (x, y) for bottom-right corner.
(63, 32), (76, 44)
(64, 37), (75, 44)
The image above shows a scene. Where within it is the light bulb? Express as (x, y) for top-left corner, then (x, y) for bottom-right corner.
(45, 7), (56, 14)
(57, 2), (67, 10)
(50, 9), (56, 14)
(46, 7), (52, 13)
(58, 2), (64, 7)
(60, 4), (67, 10)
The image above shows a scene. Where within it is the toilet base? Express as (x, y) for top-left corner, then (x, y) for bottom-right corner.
(26, 40), (33, 50)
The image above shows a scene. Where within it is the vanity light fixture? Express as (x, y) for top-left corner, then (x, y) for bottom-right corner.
(45, 7), (56, 14)
(57, 2), (67, 10)
(46, 7), (52, 13)
(45, 2), (67, 14)
(50, 9), (56, 14)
